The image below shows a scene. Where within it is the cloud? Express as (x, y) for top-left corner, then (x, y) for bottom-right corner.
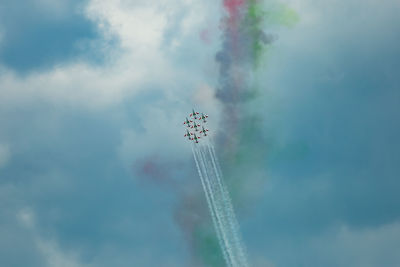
(0, 0), (99, 72)
(0, 0), (222, 111)
(117, 105), (191, 170)
(238, 0), (400, 265)
(0, 1), (173, 109)
(17, 208), (90, 267)
(249, 221), (400, 267)
(0, 1), (218, 266)
(1, 0), (399, 266)
(86, 0), (167, 50)
(308, 222), (400, 267)
(0, 57), (157, 109)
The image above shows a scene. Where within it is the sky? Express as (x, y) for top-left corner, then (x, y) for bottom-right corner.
(0, 0), (399, 266)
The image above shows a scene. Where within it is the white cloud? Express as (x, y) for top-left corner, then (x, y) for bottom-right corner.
(0, 0), (210, 110)
(0, 143), (10, 168)
(118, 106), (191, 169)
(308, 222), (400, 266)
(279, 0), (400, 39)
(86, 0), (167, 50)
(0, 0), (223, 113)
(17, 208), (90, 267)
(116, 82), (222, 172)
(37, 239), (91, 267)
(0, 61), (147, 109)
(0, 0), (167, 109)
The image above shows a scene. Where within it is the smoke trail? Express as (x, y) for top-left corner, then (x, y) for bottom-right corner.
(192, 141), (249, 267)
(196, 145), (237, 267)
(214, 0), (299, 219)
(133, 2), (299, 265)
(192, 144), (233, 267)
(206, 141), (248, 266)
(198, 145), (237, 264)
(196, 144), (237, 267)
(205, 143), (249, 267)
(199, 143), (248, 267)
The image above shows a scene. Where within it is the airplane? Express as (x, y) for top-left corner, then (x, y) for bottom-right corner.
(190, 133), (201, 143)
(183, 117), (193, 127)
(198, 113), (208, 123)
(184, 129), (193, 140)
(189, 109), (200, 119)
(200, 126), (209, 136)
(191, 123), (201, 131)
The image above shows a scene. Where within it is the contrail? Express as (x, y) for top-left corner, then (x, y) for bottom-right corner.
(192, 144), (232, 267)
(207, 141), (249, 267)
(192, 141), (249, 267)
(197, 144), (237, 266)
(184, 109), (248, 266)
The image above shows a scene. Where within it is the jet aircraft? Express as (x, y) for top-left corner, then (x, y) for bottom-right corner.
(189, 109), (200, 119)
(184, 129), (193, 140)
(200, 126), (209, 136)
(198, 113), (208, 123)
(191, 133), (201, 143)
(191, 123), (201, 131)
(183, 117), (192, 127)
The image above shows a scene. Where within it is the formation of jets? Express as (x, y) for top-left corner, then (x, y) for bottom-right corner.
(183, 109), (209, 143)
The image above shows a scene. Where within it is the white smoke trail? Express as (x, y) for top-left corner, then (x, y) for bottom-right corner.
(191, 141), (249, 267)
(199, 144), (246, 267)
(198, 146), (237, 265)
(206, 141), (249, 267)
(191, 144), (233, 267)
(195, 144), (237, 267)
(197, 144), (246, 267)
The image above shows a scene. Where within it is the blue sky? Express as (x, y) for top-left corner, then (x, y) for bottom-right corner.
(0, 0), (399, 266)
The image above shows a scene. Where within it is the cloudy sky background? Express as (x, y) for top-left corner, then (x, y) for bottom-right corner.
(0, 0), (399, 266)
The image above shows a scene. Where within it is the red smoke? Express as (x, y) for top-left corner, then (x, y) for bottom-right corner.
(223, 0), (245, 14)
